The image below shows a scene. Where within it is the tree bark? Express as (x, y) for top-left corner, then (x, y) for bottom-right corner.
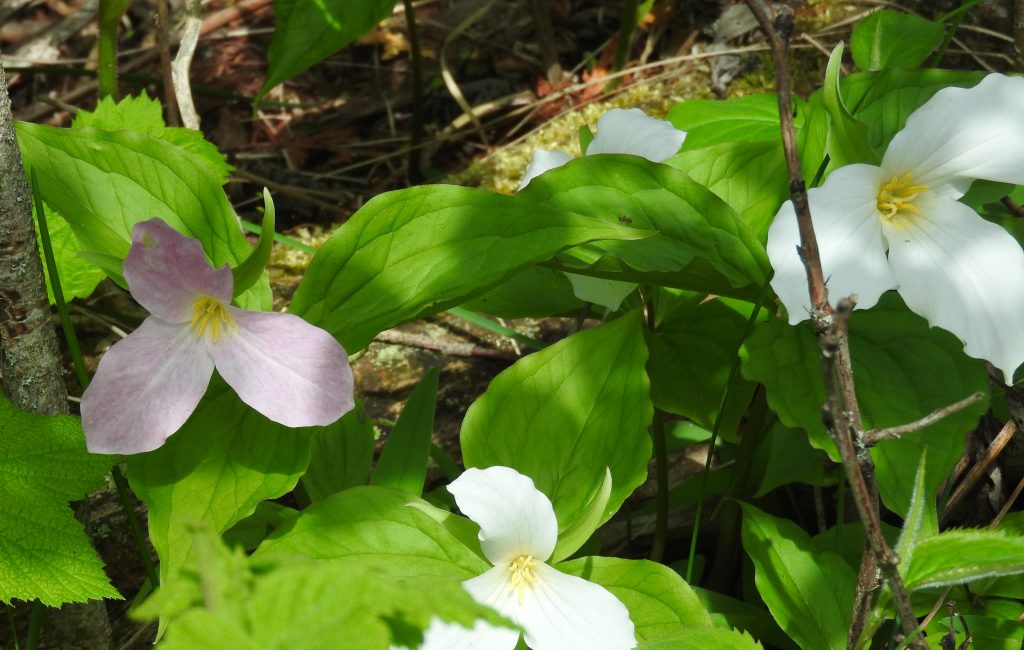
(0, 58), (113, 650)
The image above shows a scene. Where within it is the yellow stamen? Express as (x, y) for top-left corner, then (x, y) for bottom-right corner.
(876, 173), (928, 221)
(190, 296), (234, 341)
(507, 555), (539, 602)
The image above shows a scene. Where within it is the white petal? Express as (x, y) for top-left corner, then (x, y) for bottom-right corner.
(883, 194), (1024, 382)
(882, 74), (1024, 197)
(564, 274), (637, 311)
(81, 318), (214, 454)
(448, 467), (558, 565)
(585, 108), (685, 162)
(517, 563), (636, 650)
(519, 150), (574, 190)
(767, 164), (896, 323)
(399, 617), (520, 650)
(210, 308), (354, 427)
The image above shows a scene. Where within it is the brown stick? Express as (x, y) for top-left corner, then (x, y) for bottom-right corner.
(741, 2), (924, 647)
(943, 419), (1018, 520)
(864, 392), (987, 446)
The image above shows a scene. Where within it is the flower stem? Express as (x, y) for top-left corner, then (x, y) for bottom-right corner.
(650, 408), (669, 563)
(32, 178), (160, 589)
(24, 602), (43, 650)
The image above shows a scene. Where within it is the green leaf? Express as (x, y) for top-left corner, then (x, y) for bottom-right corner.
(637, 628), (764, 650)
(457, 265), (584, 318)
(71, 92), (232, 182)
(752, 421), (833, 498)
(668, 140), (788, 240)
(461, 312), (652, 531)
(850, 10), (945, 71)
(16, 122), (268, 310)
(33, 200), (106, 303)
(301, 399), (376, 503)
(557, 556), (713, 642)
(371, 368), (439, 496)
(667, 93), (796, 148)
(520, 155), (770, 300)
(253, 485), (489, 579)
(740, 504), (854, 650)
(136, 527), (511, 650)
(550, 468), (612, 563)
(127, 379), (318, 586)
(231, 188), (276, 298)
(645, 297), (757, 439)
(905, 530), (1024, 590)
(822, 42), (880, 167)
(290, 184), (647, 352)
(258, 0), (399, 102)
(894, 453), (937, 573)
(0, 395), (118, 605)
(694, 587), (796, 650)
(742, 293), (989, 513)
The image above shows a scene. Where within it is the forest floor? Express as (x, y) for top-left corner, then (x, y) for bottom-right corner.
(0, 0), (1019, 647)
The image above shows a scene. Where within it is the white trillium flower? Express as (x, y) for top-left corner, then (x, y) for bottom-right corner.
(520, 108), (687, 311)
(415, 466), (636, 650)
(767, 73), (1024, 382)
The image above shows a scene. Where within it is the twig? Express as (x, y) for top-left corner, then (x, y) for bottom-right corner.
(155, 0), (180, 126)
(401, 0), (424, 181)
(529, 0), (562, 84)
(374, 329), (516, 360)
(439, 0), (495, 147)
(864, 392), (986, 446)
(230, 169), (346, 216)
(1003, 196), (1024, 218)
(943, 419), (1018, 520)
(742, 2), (925, 647)
(171, 0), (203, 129)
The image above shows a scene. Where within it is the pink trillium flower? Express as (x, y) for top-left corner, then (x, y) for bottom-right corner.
(519, 108), (687, 311)
(408, 466), (636, 650)
(768, 73), (1024, 382)
(81, 218), (354, 454)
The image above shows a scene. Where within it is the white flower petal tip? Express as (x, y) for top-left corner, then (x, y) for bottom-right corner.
(450, 466), (637, 650)
(80, 218), (356, 454)
(585, 108), (686, 162)
(393, 617), (520, 650)
(767, 73), (1024, 381)
(519, 150), (574, 190)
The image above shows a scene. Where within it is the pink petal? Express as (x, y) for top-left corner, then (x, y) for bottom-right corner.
(81, 318), (214, 454)
(210, 309), (354, 427)
(124, 218), (233, 323)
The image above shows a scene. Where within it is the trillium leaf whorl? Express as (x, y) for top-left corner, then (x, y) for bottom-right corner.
(81, 218), (354, 454)
(767, 73), (1024, 382)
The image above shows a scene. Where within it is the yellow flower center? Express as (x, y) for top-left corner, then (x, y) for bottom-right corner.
(507, 555), (539, 602)
(190, 296), (235, 341)
(876, 173), (928, 221)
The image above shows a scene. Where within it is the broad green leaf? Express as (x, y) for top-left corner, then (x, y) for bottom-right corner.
(822, 43), (880, 168)
(34, 200), (106, 304)
(259, 0), (398, 101)
(137, 527), (510, 650)
(550, 468), (612, 563)
(842, 69), (985, 151)
(519, 155), (769, 300)
(894, 453), (937, 573)
(637, 628), (764, 650)
(645, 297), (757, 440)
(371, 368), (439, 496)
(742, 293), (988, 513)
(458, 265), (583, 318)
(905, 530), (1024, 590)
(16, 122), (268, 310)
(694, 587), (796, 650)
(668, 140), (788, 240)
(253, 485), (489, 579)
(301, 400), (376, 503)
(128, 379), (317, 586)
(0, 395), (118, 605)
(461, 312), (652, 531)
(810, 521), (900, 575)
(290, 184), (648, 352)
(667, 93), (797, 148)
(71, 92), (232, 183)
(740, 504), (854, 650)
(558, 556), (712, 643)
(752, 421), (833, 498)
(850, 10), (944, 72)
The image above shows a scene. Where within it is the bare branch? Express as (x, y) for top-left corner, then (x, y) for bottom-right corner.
(171, 0), (203, 130)
(864, 392), (987, 446)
